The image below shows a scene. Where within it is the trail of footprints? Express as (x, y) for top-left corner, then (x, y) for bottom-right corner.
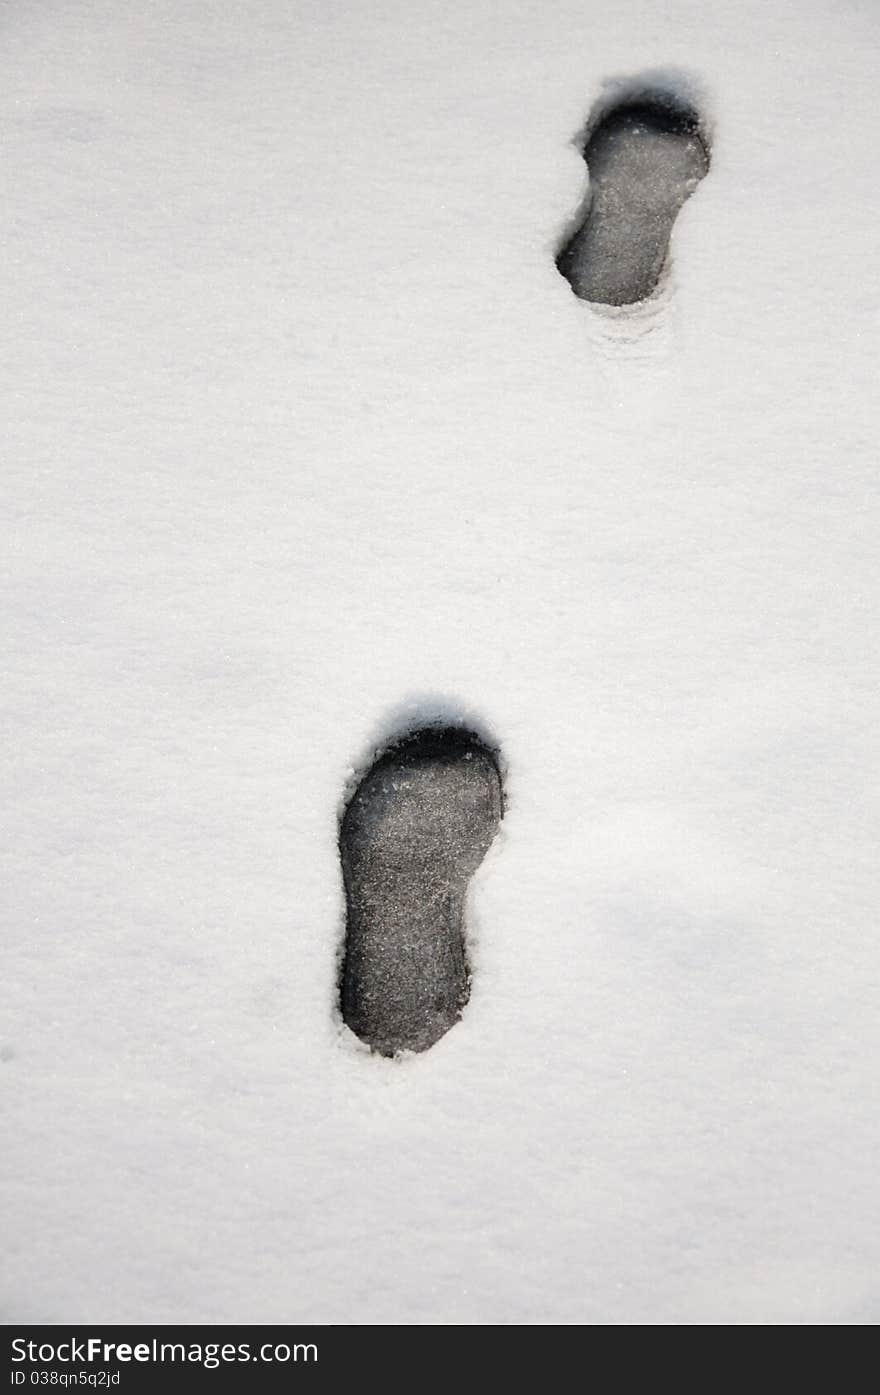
(339, 85), (710, 1054)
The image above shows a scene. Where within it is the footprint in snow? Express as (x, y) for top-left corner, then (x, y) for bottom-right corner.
(340, 727), (503, 1057)
(557, 93), (709, 306)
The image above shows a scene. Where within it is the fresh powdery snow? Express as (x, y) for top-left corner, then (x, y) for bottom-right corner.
(3, 0), (879, 1324)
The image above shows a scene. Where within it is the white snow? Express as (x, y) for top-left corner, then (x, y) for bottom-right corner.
(3, 0), (879, 1324)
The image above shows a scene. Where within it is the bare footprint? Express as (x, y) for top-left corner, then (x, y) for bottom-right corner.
(340, 727), (503, 1056)
(557, 94), (709, 306)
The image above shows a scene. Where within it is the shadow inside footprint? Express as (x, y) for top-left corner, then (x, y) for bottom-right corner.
(557, 95), (709, 306)
(340, 727), (503, 1057)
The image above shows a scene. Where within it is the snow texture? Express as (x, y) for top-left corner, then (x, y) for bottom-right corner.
(3, 0), (879, 1324)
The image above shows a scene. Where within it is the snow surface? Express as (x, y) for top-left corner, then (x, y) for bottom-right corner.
(3, 0), (879, 1324)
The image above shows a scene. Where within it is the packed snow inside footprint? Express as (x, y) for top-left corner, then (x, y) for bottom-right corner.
(340, 727), (503, 1056)
(557, 94), (709, 305)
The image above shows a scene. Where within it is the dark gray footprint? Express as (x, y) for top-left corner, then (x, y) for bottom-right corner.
(340, 727), (503, 1056)
(557, 95), (709, 305)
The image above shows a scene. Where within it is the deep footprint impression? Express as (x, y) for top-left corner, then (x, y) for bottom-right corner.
(340, 727), (503, 1056)
(557, 94), (709, 305)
